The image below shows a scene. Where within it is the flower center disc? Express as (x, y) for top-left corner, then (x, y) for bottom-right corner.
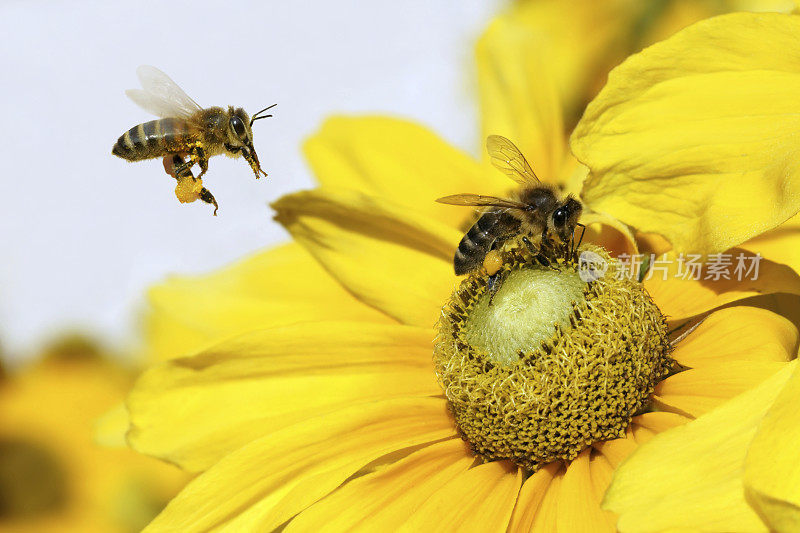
(434, 244), (672, 471)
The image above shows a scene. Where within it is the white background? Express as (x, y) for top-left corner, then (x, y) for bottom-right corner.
(0, 0), (504, 359)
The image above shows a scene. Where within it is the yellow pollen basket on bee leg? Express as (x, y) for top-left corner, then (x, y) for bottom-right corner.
(174, 176), (204, 204)
(482, 250), (505, 277)
(435, 243), (672, 471)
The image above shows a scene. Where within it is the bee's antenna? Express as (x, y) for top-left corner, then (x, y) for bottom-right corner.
(251, 104), (277, 125)
(571, 223), (586, 258)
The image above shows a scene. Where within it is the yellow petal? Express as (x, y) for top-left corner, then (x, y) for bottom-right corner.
(304, 116), (490, 229)
(644, 249), (800, 321)
(403, 461), (522, 533)
(146, 243), (391, 361)
(654, 361), (788, 417)
(620, 412), (691, 450)
(630, 424), (657, 446)
(530, 469), (562, 532)
(285, 438), (472, 531)
(479, 1), (643, 134)
(642, 0), (797, 47)
(128, 322), (440, 472)
(580, 210), (638, 256)
(745, 361), (800, 531)
(604, 361), (797, 532)
(632, 411), (691, 434)
(636, 232), (673, 257)
(572, 13), (800, 254)
(477, 10), (565, 183)
(726, 0), (799, 13)
(557, 449), (615, 532)
(94, 401), (130, 448)
(143, 397), (454, 532)
(592, 430), (639, 469)
(587, 449), (617, 520)
(743, 211), (800, 276)
(508, 462), (561, 532)
(673, 306), (797, 368)
(272, 188), (461, 327)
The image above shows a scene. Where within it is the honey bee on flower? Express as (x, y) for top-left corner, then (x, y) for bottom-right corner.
(437, 135), (584, 295)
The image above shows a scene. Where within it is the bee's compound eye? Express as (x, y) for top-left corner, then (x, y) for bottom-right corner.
(230, 116), (246, 138)
(553, 207), (568, 227)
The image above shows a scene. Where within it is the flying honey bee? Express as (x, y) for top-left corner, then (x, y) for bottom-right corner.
(437, 135), (584, 279)
(112, 65), (274, 213)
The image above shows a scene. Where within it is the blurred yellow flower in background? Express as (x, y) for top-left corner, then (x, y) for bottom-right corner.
(0, 337), (186, 533)
(124, 5), (800, 532)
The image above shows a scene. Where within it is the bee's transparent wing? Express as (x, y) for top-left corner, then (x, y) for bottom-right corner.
(125, 65), (202, 119)
(486, 135), (540, 186)
(436, 194), (527, 210)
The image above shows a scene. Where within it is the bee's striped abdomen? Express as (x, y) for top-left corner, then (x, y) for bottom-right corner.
(454, 213), (495, 275)
(112, 118), (191, 161)
(454, 211), (515, 275)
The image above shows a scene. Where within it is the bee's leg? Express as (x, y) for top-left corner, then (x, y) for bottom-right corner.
(575, 223), (586, 249)
(522, 235), (537, 255)
(168, 155), (202, 192)
(521, 235), (546, 263)
(523, 235), (559, 271)
(487, 271), (507, 306)
(163, 153), (188, 179)
(540, 230), (556, 254)
(188, 145), (209, 179)
(170, 156), (196, 181)
(245, 149), (267, 179)
(166, 154), (218, 216)
(199, 187), (219, 216)
(535, 252), (552, 269)
(542, 231), (565, 271)
(196, 153), (208, 179)
(224, 143), (266, 179)
(570, 223), (586, 260)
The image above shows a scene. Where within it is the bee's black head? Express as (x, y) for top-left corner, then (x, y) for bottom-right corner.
(226, 107), (250, 143)
(225, 106), (271, 178)
(550, 196), (583, 243)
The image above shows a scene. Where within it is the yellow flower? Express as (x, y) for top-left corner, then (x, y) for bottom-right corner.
(0, 337), (186, 533)
(123, 7), (800, 532)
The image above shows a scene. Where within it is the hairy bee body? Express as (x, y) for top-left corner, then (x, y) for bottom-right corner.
(455, 211), (517, 275)
(453, 186), (559, 275)
(113, 117), (192, 161)
(112, 108), (235, 162)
